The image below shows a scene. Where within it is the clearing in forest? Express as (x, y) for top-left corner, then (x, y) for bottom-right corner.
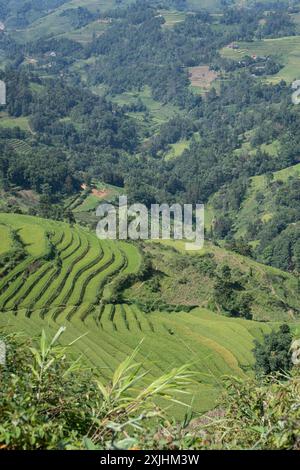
(189, 66), (218, 92)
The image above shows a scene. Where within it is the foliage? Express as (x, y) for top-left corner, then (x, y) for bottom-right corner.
(195, 372), (300, 450)
(2, 329), (300, 450)
(213, 265), (253, 319)
(0, 328), (95, 449)
(0, 328), (193, 450)
(125, 371), (300, 450)
(253, 324), (293, 377)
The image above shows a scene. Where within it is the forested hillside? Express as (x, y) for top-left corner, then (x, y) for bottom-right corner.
(1, 0), (300, 272)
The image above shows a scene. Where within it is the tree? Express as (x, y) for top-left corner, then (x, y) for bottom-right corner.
(253, 324), (293, 377)
(213, 265), (253, 319)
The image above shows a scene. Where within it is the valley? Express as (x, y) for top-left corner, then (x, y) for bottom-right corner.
(1, 0), (300, 451)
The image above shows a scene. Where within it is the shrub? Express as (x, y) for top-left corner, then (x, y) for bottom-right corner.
(195, 373), (300, 450)
(253, 324), (293, 376)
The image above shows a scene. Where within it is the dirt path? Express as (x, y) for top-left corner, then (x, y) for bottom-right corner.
(92, 188), (110, 199)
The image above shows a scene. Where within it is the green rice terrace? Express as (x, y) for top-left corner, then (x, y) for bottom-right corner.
(221, 35), (300, 84)
(0, 213), (298, 416)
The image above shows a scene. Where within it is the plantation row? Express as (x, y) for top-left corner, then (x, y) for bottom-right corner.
(0, 214), (141, 313)
(8, 139), (32, 156)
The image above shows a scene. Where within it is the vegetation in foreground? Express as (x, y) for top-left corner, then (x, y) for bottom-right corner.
(1, 328), (299, 450)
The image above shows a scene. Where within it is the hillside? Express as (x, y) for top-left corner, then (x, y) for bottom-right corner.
(221, 35), (300, 84)
(207, 161), (300, 272)
(1, 213), (299, 417)
(126, 240), (300, 322)
(233, 163), (300, 238)
(1, 0), (293, 42)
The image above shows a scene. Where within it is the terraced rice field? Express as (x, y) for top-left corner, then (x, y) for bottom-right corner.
(221, 35), (300, 83)
(7, 139), (32, 156)
(0, 213), (141, 312)
(159, 10), (186, 28)
(0, 302), (273, 414)
(0, 213), (276, 415)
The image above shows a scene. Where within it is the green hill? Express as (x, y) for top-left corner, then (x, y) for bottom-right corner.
(206, 161), (300, 273)
(2, 1), (134, 41)
(127, 239), (300, 322)
(4, 0), (278, 42)
(1, 213), (299, 416)
(233, 163), (300, 238)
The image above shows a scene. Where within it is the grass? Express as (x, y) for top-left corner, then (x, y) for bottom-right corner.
(0, 213), (52, 257)
(234, 137), (281, 158)
(221, 36), (300, 83)
(73, 194), (101, 212)
(164, 140), (191, 160)
(164, 133), (200, 160)
(0, 113), (31, 132)
(159, 10), (186, 28)
(30, 83), (45, 94)
(0, 224), (12, 255)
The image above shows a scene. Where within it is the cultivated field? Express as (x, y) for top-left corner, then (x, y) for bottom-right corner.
(0, 113), (31, 132)
(0, 213), (141, 311)
(189, 66), (218, 92)
(0, 213), (281, 415)
(221, 36), (300, 83)
(72, 182), (122, 214)
(159, 10), (186, 28)
(111, 86), (182, 131)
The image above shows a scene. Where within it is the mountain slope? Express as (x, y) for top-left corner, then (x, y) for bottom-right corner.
(0, 213), (299, 417)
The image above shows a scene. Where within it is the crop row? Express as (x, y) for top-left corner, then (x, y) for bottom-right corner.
(0, 219), (143, 318)
(13, 263), (54, 309)
(37, 234), (91, 307)
(9, 139), (32, 156)
(60, 245), (106, 307)
(75, 253), (115, 307)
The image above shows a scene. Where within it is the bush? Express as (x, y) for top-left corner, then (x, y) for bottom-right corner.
(253, 324), (293, 376)
(195, 373), (300, 450)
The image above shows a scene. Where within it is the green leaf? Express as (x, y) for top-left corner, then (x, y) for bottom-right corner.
(83, 437), (98, 450)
